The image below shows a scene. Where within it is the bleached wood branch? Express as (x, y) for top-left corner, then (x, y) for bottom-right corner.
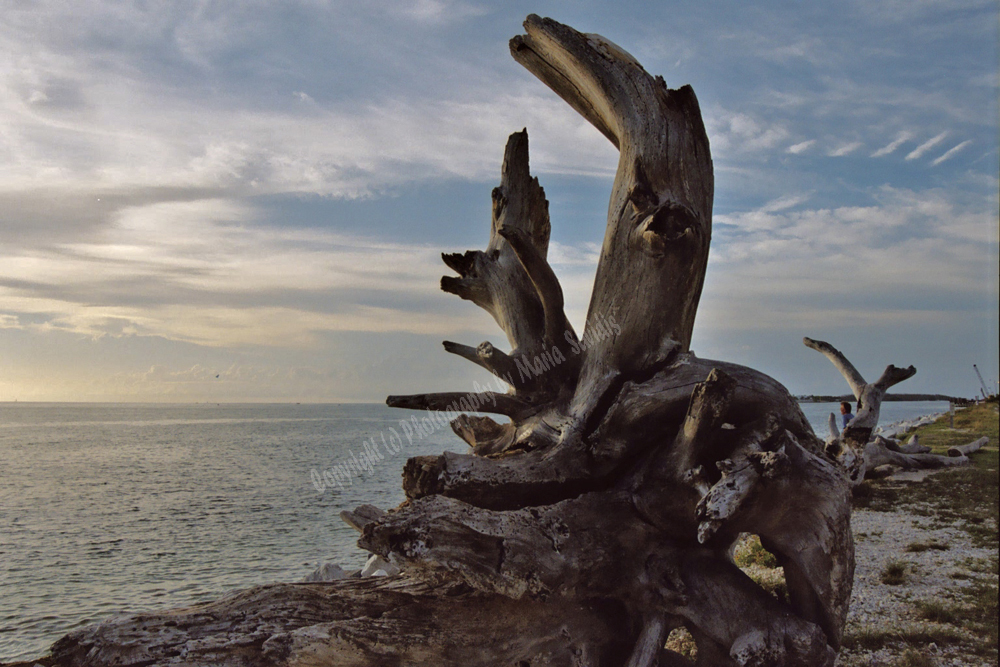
(948, 436), (988, 457)
(804, 337), (916, 483)
(803, 337), (866, 399)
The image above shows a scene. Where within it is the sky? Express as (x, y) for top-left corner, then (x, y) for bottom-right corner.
(0, 0), (997, 403)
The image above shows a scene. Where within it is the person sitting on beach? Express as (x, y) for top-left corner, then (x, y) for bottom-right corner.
(839, 401), (855, 429)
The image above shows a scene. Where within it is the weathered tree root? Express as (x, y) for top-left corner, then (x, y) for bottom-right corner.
(35, 577), (636, 667)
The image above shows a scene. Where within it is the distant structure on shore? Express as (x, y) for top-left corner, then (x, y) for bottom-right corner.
(797, 393), (963, 403)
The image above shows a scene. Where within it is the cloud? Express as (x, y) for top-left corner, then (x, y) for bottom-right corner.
(0, 1), (995, 401)
(390, 0), (488, 24)
(828, 141), (863, 157)
(547, 241), (601, 266)
(707, 186), (997, 330)
(706, 111), (790, 156)
(870, 132), (913, 157)
(905, 131), (950, 160)
(0, 196), (503, 347)
(0, 77), (615, 199)
(0, 1), (617, 203)
(931, 140), (972, 165)
(760, 194), (811, 213)
(786, 140), (816, 154)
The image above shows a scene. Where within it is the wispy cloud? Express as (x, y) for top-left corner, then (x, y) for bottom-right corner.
(905, 131), (950, 160)
(828, 141), (863, 157)
(706, 110), (789, 156)
(0, 197), (495, 346)
(871, 132), (913, 157)
(931, 140), (972, 165)
(708, 186), (997, 330)
(786, 140), (816, 154)
(760, 194), (811, 213)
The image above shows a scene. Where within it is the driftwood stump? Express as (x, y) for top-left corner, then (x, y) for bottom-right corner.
(24, 15), (895, 667)
(374, 16), (859, 666)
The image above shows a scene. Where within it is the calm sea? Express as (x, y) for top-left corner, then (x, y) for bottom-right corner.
(0, 400), (948, 662)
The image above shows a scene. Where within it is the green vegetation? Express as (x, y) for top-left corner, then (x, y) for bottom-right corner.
(732, 534), (778, 569)
(731, 534), (787, 602)
(664, 626), (697, 661)
(842, 623), (965, 651)
(914, 599), (958, 624)
(895, 648), (937, 667)
(905, 541), (949, 552)
(880, 559), (908, 585)
(902, 402), (1000, 456)
(852, 403), (999, 546)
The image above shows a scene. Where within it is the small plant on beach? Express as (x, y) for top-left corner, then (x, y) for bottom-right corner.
(895, 648), (936, 667)
(914, 599), (958, 624)
(732, 534), (787, 601)
(910, 579), (999, 656)
(842, 623), (963, 651)
(906, 541), (949, 553)
(732, 534), (778, 568)
(664, 626), (698, 660)
(881, 559), (908, 585)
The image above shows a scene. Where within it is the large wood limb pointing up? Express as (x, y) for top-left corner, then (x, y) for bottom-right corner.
(512, 15), (714, 423)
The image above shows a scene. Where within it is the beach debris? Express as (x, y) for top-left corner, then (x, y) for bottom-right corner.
(948, 436), (989, 458)
(302, 562), (347, 582)
(338, 504), (385, 533)
(360, 554), (399, 578)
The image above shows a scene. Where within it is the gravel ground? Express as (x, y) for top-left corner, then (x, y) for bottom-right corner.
(837, 505), (998, 666)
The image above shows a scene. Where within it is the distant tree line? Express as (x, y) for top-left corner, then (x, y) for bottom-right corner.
(798, 393), (964, 403)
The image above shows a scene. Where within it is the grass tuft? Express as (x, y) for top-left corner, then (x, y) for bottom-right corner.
(880, 559), (908, 585)
(914, 600), (958, 624)
(842, 623), (964, 650)
(895, 648), (937, 667)
(664, 626), (697, 660)
(732, 534), (778, 569)
(905, 541), (949, 552)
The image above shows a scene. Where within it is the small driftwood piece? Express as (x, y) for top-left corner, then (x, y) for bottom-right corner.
(26, 16), (859, 667)
(898, 435), (931, 454)
(866, 436), (969, 471)
(948, 436), (989, 457)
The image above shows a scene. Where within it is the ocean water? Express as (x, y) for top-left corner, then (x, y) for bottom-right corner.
(0, 400), (948, 662)
(0, 403), (461, 662)
(798, 400), (950, 438)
